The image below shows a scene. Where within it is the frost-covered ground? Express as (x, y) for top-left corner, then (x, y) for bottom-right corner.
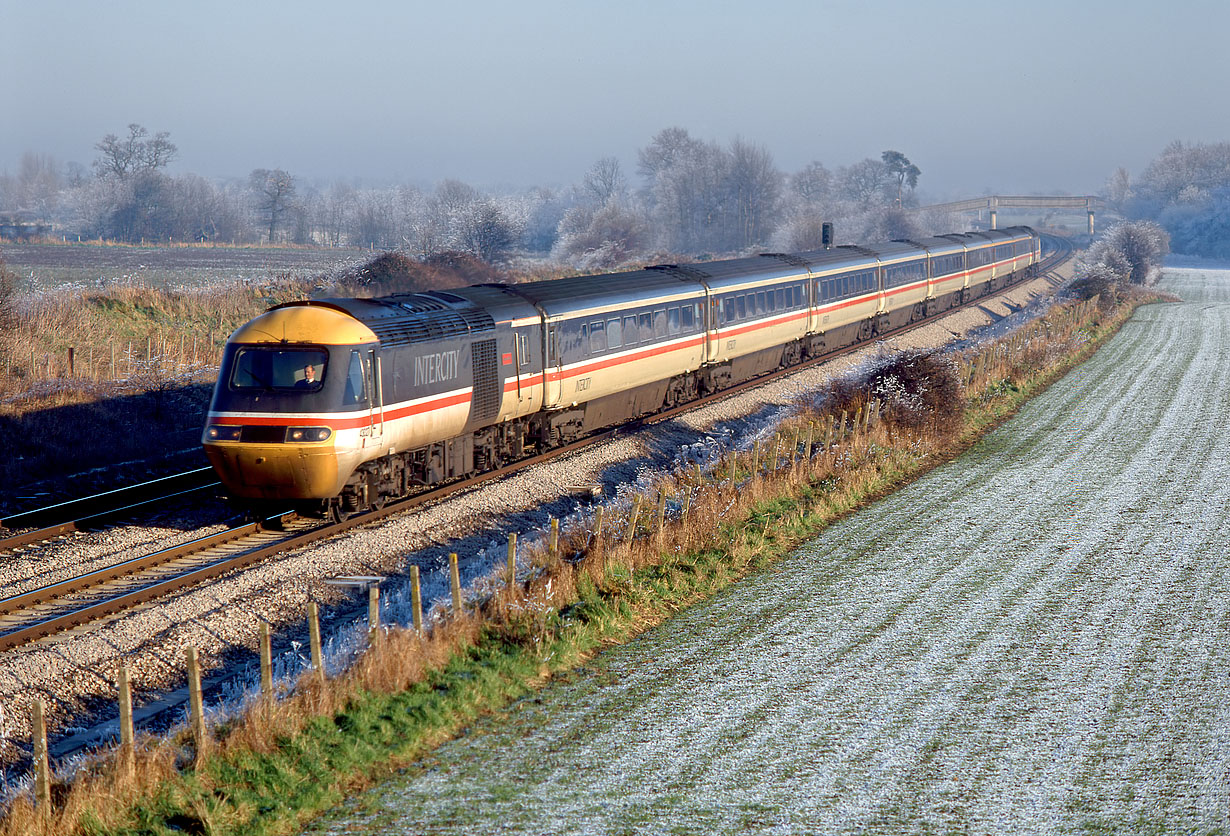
(306, 267), (1222, 833)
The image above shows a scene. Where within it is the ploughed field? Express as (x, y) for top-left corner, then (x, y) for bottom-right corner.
(304, 267), (1230, 834)
(1, 242), (367, 289)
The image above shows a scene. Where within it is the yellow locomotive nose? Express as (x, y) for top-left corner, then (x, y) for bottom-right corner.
(204, 440), (343, 500)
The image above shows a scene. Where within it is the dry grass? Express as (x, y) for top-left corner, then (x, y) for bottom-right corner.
(0, 291), (1159, 836)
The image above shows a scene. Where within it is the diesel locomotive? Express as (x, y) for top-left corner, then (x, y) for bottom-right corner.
(203, 226), (1042, 516)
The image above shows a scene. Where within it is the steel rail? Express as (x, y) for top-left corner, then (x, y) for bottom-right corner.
(0, 483), (222, 554)
(0, 243), (1073, 653)
(1, 467), (221, 538)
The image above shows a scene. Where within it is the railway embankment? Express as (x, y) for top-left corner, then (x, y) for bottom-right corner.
(0, 268), (1182, 835)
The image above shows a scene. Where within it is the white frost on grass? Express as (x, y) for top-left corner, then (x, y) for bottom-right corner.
(303, 269), (1230, 835)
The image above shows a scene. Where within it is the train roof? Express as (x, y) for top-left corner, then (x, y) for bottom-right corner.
(895, 236), (967, 256)
(494, 268), (705, 319)
(277, 294), (496, 348)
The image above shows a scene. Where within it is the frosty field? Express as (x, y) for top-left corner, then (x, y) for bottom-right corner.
(305, 268), (1230, 835)
(0, 242), (365, 289)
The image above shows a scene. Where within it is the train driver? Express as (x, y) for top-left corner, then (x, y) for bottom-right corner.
(297, 364), (318, 388)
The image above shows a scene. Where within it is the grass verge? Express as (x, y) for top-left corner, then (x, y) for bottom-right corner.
(0, 290), (1164, 836)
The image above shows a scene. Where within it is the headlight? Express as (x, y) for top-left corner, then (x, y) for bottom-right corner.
(285, 426), (332, 443)
(205, 425), (243, 441)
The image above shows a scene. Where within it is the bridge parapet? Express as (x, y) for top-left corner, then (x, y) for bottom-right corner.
(918, 195), (1107, 234)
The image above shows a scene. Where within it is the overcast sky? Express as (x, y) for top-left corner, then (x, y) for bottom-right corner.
(4, 0), (1228, 200)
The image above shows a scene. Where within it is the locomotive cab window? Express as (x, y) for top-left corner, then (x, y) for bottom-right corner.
(230, 347), (328, 391)
(343, 350), (366, 405)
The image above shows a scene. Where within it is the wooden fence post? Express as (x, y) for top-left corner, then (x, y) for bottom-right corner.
(548, 517), (559, 561)
(32, 699), (51, 812)
(186, 647), (208, 764)
(368, 584), (381, 642)
(308, 601), (324, 683)
(449, 553), (462, 612)
(410, 566), (423, 633)
(626, 495), (642, 541)
(259, 623), (272, 697)
(655, 490), (667, 545)
(118, 665), (134, 780)
(592, 506), (604, 541)
(506, 533), (517, 586)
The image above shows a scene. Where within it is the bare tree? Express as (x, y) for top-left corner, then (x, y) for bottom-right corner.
(582, 157), (627, 206)
(637, 127), (706, 182)
(727, 138), (782, 249)
(837, 158), (893, 207)
(16, 153), (62, 218)
(552, 200), (651, 268)
(89, 124), (179, 241)
(249, 168), (297, 243)
(456, 199), (521, 263)
(1106, 167), (1132, 210)
(790, 161), (833, 204)
(93, 124), (177, 179)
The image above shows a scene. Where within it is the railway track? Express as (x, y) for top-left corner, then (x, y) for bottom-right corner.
(0, 240), (1074, 654)
(0, 467), (222, 554)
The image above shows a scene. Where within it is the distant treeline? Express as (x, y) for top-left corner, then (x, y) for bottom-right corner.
(0, 125), (956, 267)
(4, 126), (1228, 265)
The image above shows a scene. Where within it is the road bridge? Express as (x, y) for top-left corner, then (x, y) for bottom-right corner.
(919, 195), (1107, 234)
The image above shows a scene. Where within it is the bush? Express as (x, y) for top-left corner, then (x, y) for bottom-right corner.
(822, 348), (963, 435)
(333, 250), (503, 297)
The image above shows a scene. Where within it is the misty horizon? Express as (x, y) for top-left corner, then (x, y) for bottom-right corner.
(6, 0), (1230, 200)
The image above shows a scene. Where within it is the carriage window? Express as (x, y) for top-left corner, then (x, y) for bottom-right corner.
(653, 309), (667, 337)
(623, 315), (638, 344)
(589, 320), (606, 353)
(723, 297), (735, 324)
(680, 305), (695, 330)
(637, 311), (652, 338)
(736, 295), (747, 319)
(607, 318), (622, 349)
(668, 307), (680, 335)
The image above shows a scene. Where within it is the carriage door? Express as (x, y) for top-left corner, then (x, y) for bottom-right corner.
(364, 348), (383, 447)
(545, 323), (563, 408)
(706, 297), (721, 363)
(514, 330), (532, 410)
